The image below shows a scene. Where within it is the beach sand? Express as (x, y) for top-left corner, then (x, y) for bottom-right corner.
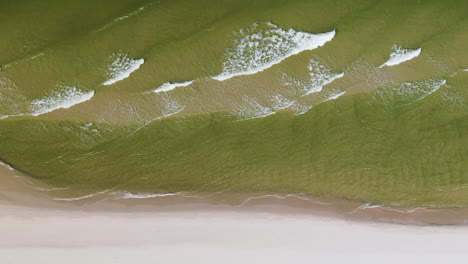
(2, 202), (468, 264)
(2, 166), (468, 263)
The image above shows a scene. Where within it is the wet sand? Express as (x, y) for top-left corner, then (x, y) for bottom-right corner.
(2, 165), (468, 263)
(1, 165), (468, 226)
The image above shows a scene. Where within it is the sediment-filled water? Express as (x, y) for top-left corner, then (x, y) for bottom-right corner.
(0, 0), (467, 208)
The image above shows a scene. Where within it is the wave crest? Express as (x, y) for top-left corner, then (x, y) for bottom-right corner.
(153, 81), (194, 93)
(30, 86), (94, 116)
(213, 22), (335, 81)
(103, 53), (144, 85)
(374, 79), (446, 106)
(380, 44), (421, 68)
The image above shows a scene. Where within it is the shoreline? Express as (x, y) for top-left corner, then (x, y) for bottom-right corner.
(3, 201), (468, 263)
(1, 166), (468, 226)
(2, 165), (468, 263)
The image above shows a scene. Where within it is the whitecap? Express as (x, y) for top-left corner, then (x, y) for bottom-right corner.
(235, 96), (276, 120)
(94, 1), (158, 33)
(103, 54), (144, 85)
(235, 59), (344, 120)
(324, 90), (347, 102)
(270, 94), (295, 110)
(213, 22), (336, 81)
(379, 44), (422, 68)
(234, 94), (296, 121)
(0, 78), (28, 118)
(96, 5), (148, 33)
(304, 59), (345, 95)
(30, 86), (94, 116)
(375, 79), (446, 106)
(291, 103), (313, 115)
(153, 80), (194, 93)
(160, 96), (185, 117)
(284, 59), (344, 96)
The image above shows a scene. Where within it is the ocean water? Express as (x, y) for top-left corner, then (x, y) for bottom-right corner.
(0, 0), (467, 207)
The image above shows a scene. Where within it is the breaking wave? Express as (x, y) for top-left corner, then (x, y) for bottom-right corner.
(111, 192), (179, 199)
(291, 103), (313, 115)
(153, 81), (194, 93)
(0, 161), (14, 171)
(324, 90), (347, 102)
(284, 58), (344, 96)
(103, 53), (144, 85)
(53, 190), (109, 201)
(234, 59), (345, 120)
(0, 78), (27, 118)
(94, 2), (155, 33)
(213, 22), (335, 81)
(374, 79), (446, 106)
(30, 86), (94, 116)
(234, 96), (277, 120)
(129, 96), (185, 134)
(380, 44), (422, 68)
(303, 59), (345, 95)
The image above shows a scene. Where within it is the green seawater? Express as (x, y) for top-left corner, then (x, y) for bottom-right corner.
(0, 0), (467, 207)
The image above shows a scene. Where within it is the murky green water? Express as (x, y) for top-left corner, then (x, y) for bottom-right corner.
(0, 0), (467, 207)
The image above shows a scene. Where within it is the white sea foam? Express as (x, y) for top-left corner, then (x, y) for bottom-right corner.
(270, 94), (295, 110)
(284, 59), (344, 96)
(0, 161), (14, 171)
(236, 59), (343, 120)
(0, 78), (28, 118)
(103, 54), (144, 85)
(112, 192), (179, 200)
(304, 59), (345, 95)
(213, 22), (336, 81)
(30, 186), (69, 192)
(375, 79), (446, 105)
(235, 99), (276, 120)
(0, 113), (23, 119)
(346, 203), (426, 215)
(160, 96), (185, 116)
(30, 86), (94, 116)
(235, 94), (297, 120)
(153, 81), (194, 93)
(95, 2), (155, 33)
(129, 96), (185, 135)
(53, 190), (109, 201)
(291, 103), (313, 115)
(238, 194), (330, 207)
(304, 72), (344, 95)
(380, 44), (422, 68)
(324, 90), (347, 102)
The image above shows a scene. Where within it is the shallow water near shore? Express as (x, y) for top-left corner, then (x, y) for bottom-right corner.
(2, 165), (468, 226)
(0, 0), (467, 213)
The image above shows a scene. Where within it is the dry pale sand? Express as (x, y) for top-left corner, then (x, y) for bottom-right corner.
(1, 203), (468, 264)
(1, 166), (468, 263)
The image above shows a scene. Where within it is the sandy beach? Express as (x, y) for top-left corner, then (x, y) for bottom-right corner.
(2, 202), (468, 264)
(2, 166), (468, 263)
(1, 1), (468, 262)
